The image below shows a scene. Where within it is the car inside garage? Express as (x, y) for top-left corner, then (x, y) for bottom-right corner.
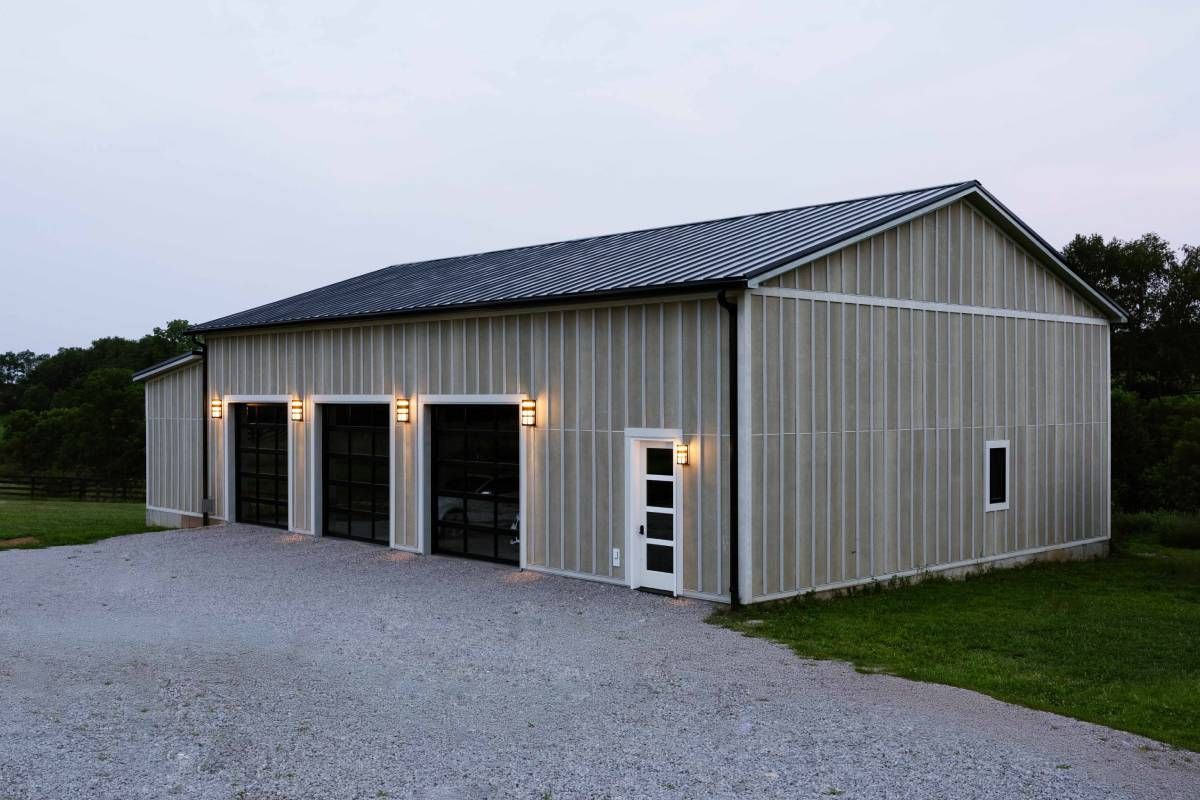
(430, 404), (520, 564)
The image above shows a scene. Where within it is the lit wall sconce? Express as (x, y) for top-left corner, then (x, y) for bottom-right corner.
(519, 398), (536, 426)
(210, 398), (222, 419)
(674, 441), (689, 466)
(290, 398), (304, 422)
(395, 397), (411, 423)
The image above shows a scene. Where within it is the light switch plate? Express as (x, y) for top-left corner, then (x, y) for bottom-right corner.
(612, 548), (621, 567)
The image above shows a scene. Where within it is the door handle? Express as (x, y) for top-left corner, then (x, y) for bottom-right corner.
(638, 524), (645, 537)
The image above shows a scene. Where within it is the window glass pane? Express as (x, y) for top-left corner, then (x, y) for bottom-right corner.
(467, 530), (495, 557)
(646, 479), (673, 509)
(497, 502), (520, 531)
(646, 543), (674, 573)
(328, 428), (350, 456)
(437, 525), (465, 553)
(989, 446), (1007, 504)
(647, 448), (673, 476)
(438, 496), (466, 521)
(466, 498), (494, 527)
(351, 430), (372, 456)
(258, 425), (279, 452)
(497, 535), (519, 562)
(646, 511), (674, 541)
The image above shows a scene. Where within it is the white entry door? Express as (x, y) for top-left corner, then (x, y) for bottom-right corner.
(631, 440), (678, 593)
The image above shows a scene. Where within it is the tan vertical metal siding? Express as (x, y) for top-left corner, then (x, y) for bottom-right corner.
(748, 203), (1112, 602)
(144, 362), (203, 516)
(763, 200), (1109, 320)
(204, 297), (731, 598)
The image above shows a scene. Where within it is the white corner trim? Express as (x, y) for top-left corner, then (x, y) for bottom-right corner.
(752, 287), (1109, 327)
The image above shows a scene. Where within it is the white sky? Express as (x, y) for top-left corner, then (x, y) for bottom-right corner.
(2, 1), (1197, 353)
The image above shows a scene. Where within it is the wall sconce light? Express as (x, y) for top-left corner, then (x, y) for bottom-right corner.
(674, 441), (689, 466)
(519, 398), (536, 426)
(210, 398), (222, 419)
(290, 398), (304, 422)
(395, 397), (411, 423)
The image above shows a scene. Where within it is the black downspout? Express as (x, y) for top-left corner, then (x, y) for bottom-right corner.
(717, 290), (740, 609)
(201, 340), (210, 527)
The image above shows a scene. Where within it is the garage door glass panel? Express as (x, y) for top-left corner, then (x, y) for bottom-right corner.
(431, 404), (521, 565)
(234, 404), (288, 529)
(322, 403), (390, 545)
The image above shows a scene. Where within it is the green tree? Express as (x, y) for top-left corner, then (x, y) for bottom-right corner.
(1063, 234), (1200, 395)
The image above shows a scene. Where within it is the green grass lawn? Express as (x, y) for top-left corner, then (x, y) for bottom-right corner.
(0, 498), (169, 549)
(712, 540), (1200, 752)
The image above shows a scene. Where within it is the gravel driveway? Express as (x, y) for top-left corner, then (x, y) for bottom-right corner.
(0, 525), (1195, 800)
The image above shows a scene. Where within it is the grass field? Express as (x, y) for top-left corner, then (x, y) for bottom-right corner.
(712, 533), (1200, 752)
(0, 498), (169, 549)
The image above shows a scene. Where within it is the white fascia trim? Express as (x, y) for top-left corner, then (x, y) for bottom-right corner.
(752, 287), (1109, 327)
(747, 536), (1110, 604)
(746, 186), (1125, 323)
(132, 353), (203, 383)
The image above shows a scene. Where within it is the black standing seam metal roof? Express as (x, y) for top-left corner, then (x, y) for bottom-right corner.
(188, 180), (1119, 334)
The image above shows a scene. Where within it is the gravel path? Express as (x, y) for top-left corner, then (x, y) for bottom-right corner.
(0, 525), (1195, 800)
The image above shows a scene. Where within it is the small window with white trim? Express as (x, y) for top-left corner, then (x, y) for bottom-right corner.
(985, 440), (1009, 512)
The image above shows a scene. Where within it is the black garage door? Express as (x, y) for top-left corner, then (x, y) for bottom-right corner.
(431, 404), (520, 564)
(234, 403), (288, 529)
(323, 404), (390, 544)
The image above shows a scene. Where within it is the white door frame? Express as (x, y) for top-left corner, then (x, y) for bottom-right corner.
(308, 395), (396, 546)
(416, 394), (529, 567)
(624, 427), (683, 595)
(220, 395), (295, 530)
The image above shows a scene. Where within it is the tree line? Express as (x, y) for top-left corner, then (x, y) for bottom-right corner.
(0, 321), (194, 479)
(0, 234), (1196, 510)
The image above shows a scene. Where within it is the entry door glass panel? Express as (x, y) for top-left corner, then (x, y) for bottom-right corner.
(234, 404), (288, 529)
(323, 404), (390, 544)
(431, 404), (520, 565)
(635, 443), (677, 592)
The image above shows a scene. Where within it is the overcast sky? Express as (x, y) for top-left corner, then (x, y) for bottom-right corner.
(2, 2), (1197, 353)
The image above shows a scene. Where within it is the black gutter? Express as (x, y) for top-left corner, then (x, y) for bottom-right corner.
(716, 289), (740, 609)
(200, 339), (210, 527)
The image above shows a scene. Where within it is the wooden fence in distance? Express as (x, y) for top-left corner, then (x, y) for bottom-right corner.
(0, 475), (146, 503)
